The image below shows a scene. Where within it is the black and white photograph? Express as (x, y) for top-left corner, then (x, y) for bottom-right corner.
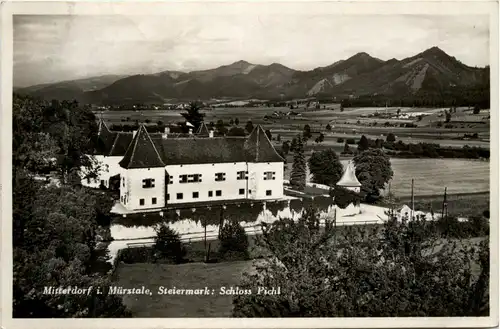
(1, 1), (498, 327)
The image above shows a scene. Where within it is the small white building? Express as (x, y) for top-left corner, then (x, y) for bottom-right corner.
(336, 160), (362, 215)
(85, 120), (285, 212)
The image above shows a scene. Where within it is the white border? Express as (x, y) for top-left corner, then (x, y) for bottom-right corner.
(1, 1), (499, 328)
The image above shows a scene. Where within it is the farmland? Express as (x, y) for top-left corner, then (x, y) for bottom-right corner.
(97, 105), (490, 201)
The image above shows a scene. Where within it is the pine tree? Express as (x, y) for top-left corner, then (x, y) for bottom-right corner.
(290, 135), (306, 191)
(181, 101), (205, 132)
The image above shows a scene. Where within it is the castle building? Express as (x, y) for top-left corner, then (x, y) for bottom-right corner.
(82, 120), (285, 211)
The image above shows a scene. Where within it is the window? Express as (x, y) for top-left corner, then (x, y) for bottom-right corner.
(215, 172), (226, 181)
(167, 176), (173, 185)
(263, 171), (276, 180)
(177, 193), (183, 200)
(266, 190), (272, 196)
(193, 192), (199, 198)
(122, 177), (125, 187)
(142, 178), (155, 188)
(120, 196), (123, 202)
(237, 171), (248, 180)
(167, 194), (170, 201)
(140, 198), (145, 206)
(249, 190), (252, 194)
(152, 197), (157, 205)
(239, 188), (245, 195)
(216, 190), (222, 196)
(188, 174), (202, 183)
(208, 191), (213, 197)
(179, 175), (188, 183)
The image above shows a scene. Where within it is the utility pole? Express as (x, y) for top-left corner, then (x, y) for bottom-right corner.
(411, 179), (415, 220)
(441, 187), (447, 219)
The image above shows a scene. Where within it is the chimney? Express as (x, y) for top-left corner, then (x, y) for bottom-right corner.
(189, 128), (193, 135)
(209, 130), (214, 138)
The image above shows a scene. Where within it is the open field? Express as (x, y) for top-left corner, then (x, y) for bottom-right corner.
(115, 261), (253, 317)
(98, 105), (490, 150)
(396, 192), (489, 218)
(283, 158), (489, 198)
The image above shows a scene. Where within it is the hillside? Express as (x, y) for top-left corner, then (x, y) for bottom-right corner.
(18, 47), (489, 105)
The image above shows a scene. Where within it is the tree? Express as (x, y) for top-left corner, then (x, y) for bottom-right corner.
(357, 135), (370, 152)
(265, 129), (272, 140)
(277, 134), (281, 142)
(303, 125), (312, 140)
(281, 141), (290, 155)
(230, 119), (234, 125)
(232, 211), (489, 317)
(445, 110), (452, 123)
(245, 120), (254, 134)
(314, 133), (325, 144)
(308, 149), (344, 186)
(235, 118), (240, 125)
(353, 149), (393, 203)
(181, 101), (205, 132)
(397, 108), (401, 116)
(218, 221), (249, 260)
(215, 119), (228, 135)
(386, 133), (396, 142)
(326, 124), (332, 131)
(290, 137), (298, 153)
(290, 135), (306, 191)
(473, 105), (481, 115)
(154, 223), (186, 264)
(227, 127), (246, 137)
(343, 142), (351, 154)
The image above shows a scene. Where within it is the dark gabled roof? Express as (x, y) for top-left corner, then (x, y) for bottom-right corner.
(196, 122), (211, 137)
(245, 125), (284, 163)
(109, 132), (134, 156)
(151, 136), (248, 165)
(119, 125), (166, 169)
(96, 119), (117, 155)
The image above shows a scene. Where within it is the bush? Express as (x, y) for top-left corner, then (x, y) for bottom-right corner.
(117, 246), (155, 264)
(154, 224), (187, 264)
(346, 138), (356, 145)
(337, 137), (344, 143)
(219, 221), (249, 260)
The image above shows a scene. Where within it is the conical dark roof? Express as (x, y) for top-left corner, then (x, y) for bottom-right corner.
(244, 125), (284, 162)
(119, 125), (166, 169)
(96, 119), (118, 155)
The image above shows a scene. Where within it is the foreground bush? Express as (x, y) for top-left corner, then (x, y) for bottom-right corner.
(232, 211), (489, 317)
(218, 221), (249, 260)
(154, 224), (187, 264)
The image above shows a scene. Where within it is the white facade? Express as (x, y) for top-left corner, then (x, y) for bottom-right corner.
(119, 161), (284, 211)
(121, 167), (166, 211)
(80, 155), (123, 188)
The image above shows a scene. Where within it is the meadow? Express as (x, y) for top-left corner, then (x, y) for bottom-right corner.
(99, 106), (490, 200)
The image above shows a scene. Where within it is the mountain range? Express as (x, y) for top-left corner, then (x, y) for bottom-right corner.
(16, 47), (489, 105)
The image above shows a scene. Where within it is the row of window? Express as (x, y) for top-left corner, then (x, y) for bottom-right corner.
(133, 189), (274, 207)
(144, 171), (275, 188)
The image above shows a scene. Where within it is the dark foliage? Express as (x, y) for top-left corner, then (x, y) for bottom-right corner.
(308, 149), (344, 186)
(154, 223), (187, 264)
(218, 221), (250, 260)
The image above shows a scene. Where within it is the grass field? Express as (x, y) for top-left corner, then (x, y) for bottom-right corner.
(283, 158), (489, 198)
(115, 261), (253, 317)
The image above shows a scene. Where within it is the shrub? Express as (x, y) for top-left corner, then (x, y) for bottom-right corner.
(337, 137), (344, 143)
(346, 138), (356, 145)
(154, 224), (187, 264)
(219, 221), (249, 260)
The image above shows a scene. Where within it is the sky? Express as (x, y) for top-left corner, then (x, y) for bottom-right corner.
(14, 14), (490, 87)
